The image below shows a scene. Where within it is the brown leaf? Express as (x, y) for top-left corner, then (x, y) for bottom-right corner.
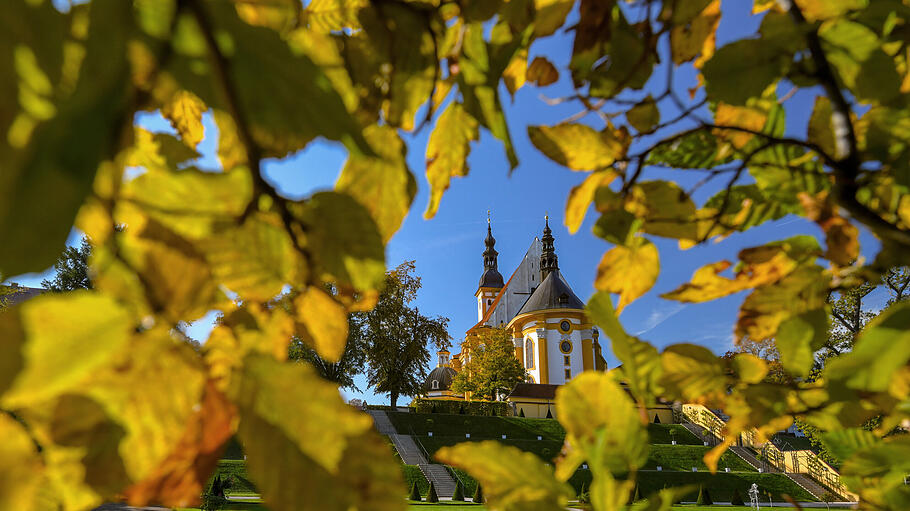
(527, 56), (559, 86)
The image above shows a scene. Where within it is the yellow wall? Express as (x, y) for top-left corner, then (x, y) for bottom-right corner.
(511, 399), (556, 419)
(538, 338), (549, 384)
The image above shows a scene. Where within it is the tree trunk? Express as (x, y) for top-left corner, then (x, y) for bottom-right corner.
(390, 392), (398, 409)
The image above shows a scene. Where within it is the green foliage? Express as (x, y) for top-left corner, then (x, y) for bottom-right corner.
(449, 327), (527, 401)
(3, 0), (910, 509)
(731, 488), (745, 506)
(41, 236), (92, 292)
(363, 261), (450, 407)
(472, 483), (484, 504)
(426, 481), (439, 503)
(411, 400), (511, 417)
(409, 481), (422, 502)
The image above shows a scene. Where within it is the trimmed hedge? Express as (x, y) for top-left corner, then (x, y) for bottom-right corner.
(645, 445), (756, 472)
(212, 460), (257, 494)
(413, 398), (511, 416)
(402, 465), (429, 495)
(647, 424), (701, 445)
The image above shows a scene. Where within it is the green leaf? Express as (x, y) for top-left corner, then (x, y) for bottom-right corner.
(1, 291), (132, 409)
(626, 95), (660, 133)
(528, 123), (625, 171)
(775, 308), (828, 377)
(586, 292), (662, 407)
(632, 181), (697, 240)
(337, 125), (417, 241)
(702, 38), (789, 105)
(435, 441), (573, 511)
(533, 0), (574, 37)
(593, 209), (641, 246)
(647, 129), (730, 169)
(0, 0), (132, 276)
(168, 2), (371, 158)
(795, 0), (868, 21)
(820, 428), (880, 463)
(424, 102), (478, 219)
(825, 301), (910, 392)
(819, 19), (900, 104)
(458, 23), (519, 169)
(736, 265), (828, 341)
(660, 344), (727, 402)
(294, 191), (386, 292)
(294, 286), (349, 363)
(303, 0), (368, 32)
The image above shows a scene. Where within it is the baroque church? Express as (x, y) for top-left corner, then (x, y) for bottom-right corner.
(422, 217), (610, 418)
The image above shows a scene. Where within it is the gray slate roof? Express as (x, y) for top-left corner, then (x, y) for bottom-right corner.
(1, 285), (45, 307)
(423, 366), (457, 393)
(516, 270), (584, 316)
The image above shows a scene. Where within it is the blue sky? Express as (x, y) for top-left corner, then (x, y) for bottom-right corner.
(9, 1), (890, 405)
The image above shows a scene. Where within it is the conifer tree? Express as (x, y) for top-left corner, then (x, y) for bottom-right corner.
(408, 481), (421, 501)
(696, 486), (713, 506)
(452, 480), (465, 501)
(731, 488), (745, 506)
(426, 481), (439, 503)
(473, 483), (484, 503)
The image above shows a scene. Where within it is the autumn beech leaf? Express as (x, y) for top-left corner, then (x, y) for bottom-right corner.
(556, 372), (649, 477)
(776, 308), (828, 377)
(503, 48), (528, 96)
(660, 344), (727, 403)
(564, 169), (617, 234)
(303, 0), (368, 32)
(712, 102), (768, 149)
(425, 102), (479, 218)
(669, 0), (721, 65)
(0, 292), (132, 409)
(626, 95), (660, 133)
(528, 123), (627, 171)
(808, 96), (837, 158)
(630, 181), (697, 240)
(435, 441), (573, 511)
(161, 90), (206, 149)
(0, 414), (44, 511)
(595, 237), (659, 313)
(294, 286), (349, 363)
(702, 38), (790, 105)
(735, 265), (829, 341)
(533, 0), (574, 38)
(527, 56), (559, 87)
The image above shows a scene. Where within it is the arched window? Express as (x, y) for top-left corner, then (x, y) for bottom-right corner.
(431, 380), (439, 390)
(524, 338), (534, 369)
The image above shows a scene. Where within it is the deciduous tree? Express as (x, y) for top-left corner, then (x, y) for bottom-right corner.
(451, 327), (527, 401)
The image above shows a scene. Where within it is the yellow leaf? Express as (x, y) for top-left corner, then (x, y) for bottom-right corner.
(199, 212), (300, 302)
(533, 0), (574, 37)
(122, 381), (236, 508)
(527, 56), (559, 87)
(794, 0), (866, 21)
(0, 413), (44, 511)
(736, 265), (829, 341)
(713, 101), (768, 149)
(503, 48), (528, 96)
(660, 344), (727, 402)
(564, 169), (617, 234)
(807, 96), (837, 158)
(233, 354), (373, 473)
(293, 191), (386, 292)
(1, 291), (132, 409)
(630, 181), (697, 240)
(221, 304), (296, 362)
(213, 109), (248, 170)
(435, 441), (573, 511)
(295, 286), (349, 363)
(235, 0), (298, 32)
(425, 102), (479, 218)
(161, 90), (206, 149)
(303, 0), (367, 32)
(595, 237), (659, 312)
(732, 353), (769, 384)
(556, 372), (650, 474)
(528, 123), (626, 171)
(338, 125), (417, 243)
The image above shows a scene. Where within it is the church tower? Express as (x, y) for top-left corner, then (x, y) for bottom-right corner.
(476, 216), (504, 321)
(539, 215), (558, 281)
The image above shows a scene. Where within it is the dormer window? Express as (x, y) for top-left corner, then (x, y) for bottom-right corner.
(431, 380), (439, 390)
(558, 293), (569, 305)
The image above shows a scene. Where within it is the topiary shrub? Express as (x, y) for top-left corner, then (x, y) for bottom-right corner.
(426, 481), (439, 503)
(578, 482), (589, 504)
(546, 408), (553, 419)
(518, 408), (525, 417)
(627, 484), (641, 504)
(473, 483), (484, 503)
(452, 480), (465, 501)
(408, 481), (422, 501)
(696, 486), (713, 506)
(731, 488), (745, 506)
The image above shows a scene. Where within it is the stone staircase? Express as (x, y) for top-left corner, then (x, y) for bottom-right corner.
(681, 422), (710, 444)
(729, 446), (764, 472)
(368, 410), (457, 498)
(419, 463), (458, 498)
(786, 472), (833, 500)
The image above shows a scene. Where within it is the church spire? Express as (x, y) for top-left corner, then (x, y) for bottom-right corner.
(478, 212), (504, 289)
(483, 213), (498, 272)
(540, 215), (558, 281)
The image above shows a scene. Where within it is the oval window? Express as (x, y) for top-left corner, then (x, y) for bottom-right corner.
(560, 340), (572, 354)
(560, 320), (571, 332)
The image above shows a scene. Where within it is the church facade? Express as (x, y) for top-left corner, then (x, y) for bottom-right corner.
(422, 218), (609, 418)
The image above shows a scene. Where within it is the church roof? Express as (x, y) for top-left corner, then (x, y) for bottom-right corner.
(516, 270), (584, 316)
(478, 268), (504, 288)
(423, 366), (457, 393)
(0, 285), (44, 307)
(507, 383), (559, 400)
